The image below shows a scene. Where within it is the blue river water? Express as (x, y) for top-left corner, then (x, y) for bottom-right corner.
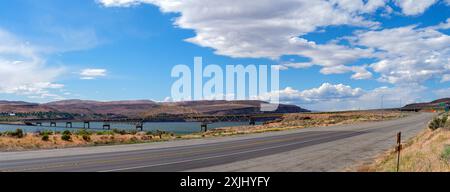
(0, 121), (262, 135)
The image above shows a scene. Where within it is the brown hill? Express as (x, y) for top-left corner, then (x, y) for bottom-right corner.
(0, 101), (53, 113)
(43, 100), (160, 118)
(0, 99), (309, 119)
(403, 98), (450, 110)
(170, 100), (304, 115)
(0, 101), (36, 105)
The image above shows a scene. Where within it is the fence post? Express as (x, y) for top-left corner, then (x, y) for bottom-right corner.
(396, 132), (402, 172)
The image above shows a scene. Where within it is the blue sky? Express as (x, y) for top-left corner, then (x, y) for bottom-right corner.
(0, 0), (449, 111)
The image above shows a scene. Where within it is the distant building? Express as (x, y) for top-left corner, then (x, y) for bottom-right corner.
(9, 113), (16, 116)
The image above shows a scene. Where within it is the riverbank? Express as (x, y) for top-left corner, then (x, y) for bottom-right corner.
(0, 121), (25, 125)
(0, 111), (407, 152)
(359, 113), (450, 172)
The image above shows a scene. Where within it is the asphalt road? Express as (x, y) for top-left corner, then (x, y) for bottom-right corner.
(0, 113), (434, 172)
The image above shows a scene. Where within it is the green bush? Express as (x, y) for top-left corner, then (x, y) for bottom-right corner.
(17, 129), (24, 138)
(443, 115), (448, 125)
(441, 145), (450, 161)
(61, 134), (71, 141)
(62, 130), (72, 135)
(145, 131), (153, 135)
(38, 130), (53, 136)
(7, 129), (25, 138)
(428, 118), (439, 130)
(445, 116), (450, 129)
(96, 130), (114, 135)
(42, 133), (50, 141)
(429, 116), (448, 130)
(113, 129), (127, 135)
(61, 130), (72, 141)
(2, 131), (12, 137)
(156, 130), (166, 135)
(76, 129), (92, 136)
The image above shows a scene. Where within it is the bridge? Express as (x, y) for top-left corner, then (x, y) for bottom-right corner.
(22, 113), (285, 132)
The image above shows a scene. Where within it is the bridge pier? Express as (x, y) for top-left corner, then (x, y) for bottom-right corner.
(103, 123), (111, 130)
(50, 122), (56, 127)
(83, 121), (90, 129)
(66, 122), (72, 128)
(201, 123), (208, 132)
(136, 122), (144, 131)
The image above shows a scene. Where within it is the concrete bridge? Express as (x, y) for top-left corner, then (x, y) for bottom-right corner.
(23, 113), (284, 132)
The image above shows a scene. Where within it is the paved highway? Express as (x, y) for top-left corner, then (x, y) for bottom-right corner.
(0, 113), (434, 172)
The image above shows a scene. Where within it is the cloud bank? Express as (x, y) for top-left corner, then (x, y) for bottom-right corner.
(0, 29), (65, 100)
(96, 0), (450, 110)
(98, 0), (450, 85)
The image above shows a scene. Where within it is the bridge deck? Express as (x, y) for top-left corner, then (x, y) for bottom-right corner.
(23, 114), (284, 123)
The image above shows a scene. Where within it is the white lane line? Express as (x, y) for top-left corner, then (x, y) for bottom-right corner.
(100, 131), (362, 172)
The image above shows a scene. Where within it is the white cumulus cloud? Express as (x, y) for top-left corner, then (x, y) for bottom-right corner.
(435, 18), (450, 30)
(97, 0), (378, 59)
(97, 0), (448, 85)
(395, 0), (437, 16)
(0, 29), (65, 100)
(97, 0), (450, 104)
(352, 25), (450, 84)
(259, 83), (364, 105)
(80, 68), (107, 80)
(262, 83), (428, 111)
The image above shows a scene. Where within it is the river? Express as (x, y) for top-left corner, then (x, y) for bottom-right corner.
(0, 121), (262, 135)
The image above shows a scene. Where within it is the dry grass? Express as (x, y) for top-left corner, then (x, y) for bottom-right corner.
(0, 110), (406, 152)
(0, 132), (175, 152)
(279, 110), (402, 126)
(360, 126), (450, 172)
(186, 110), (405, 138)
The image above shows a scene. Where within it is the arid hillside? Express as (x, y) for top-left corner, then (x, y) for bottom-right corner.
(403, 98), (450, 111)
(0, 99), (309, 119)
